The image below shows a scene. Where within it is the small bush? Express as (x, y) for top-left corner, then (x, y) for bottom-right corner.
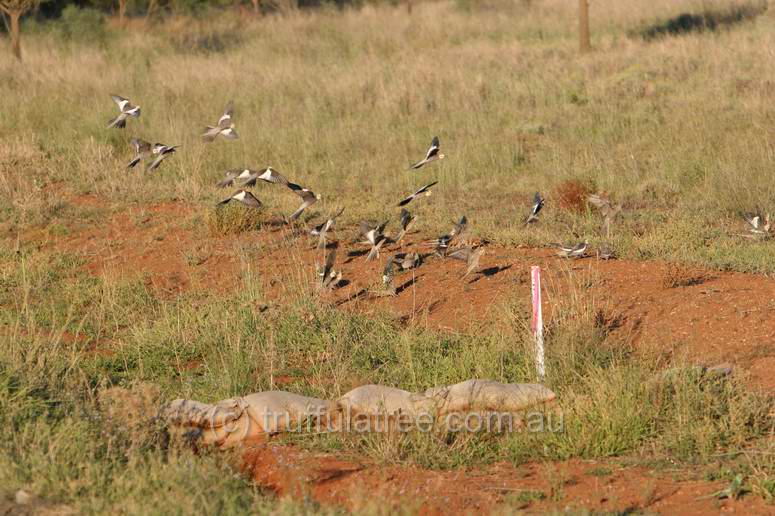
(553, 179), (593, 214)
(206, 205), (264, 236)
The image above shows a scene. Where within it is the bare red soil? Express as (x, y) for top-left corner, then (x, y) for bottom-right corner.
(16, 195), (775, 513)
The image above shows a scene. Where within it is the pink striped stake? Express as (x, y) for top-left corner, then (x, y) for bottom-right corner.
(530, 266), (545, 379)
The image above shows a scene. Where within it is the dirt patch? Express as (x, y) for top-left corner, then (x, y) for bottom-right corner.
(240, 443), (773, 514)
(23, 194), (775, 392)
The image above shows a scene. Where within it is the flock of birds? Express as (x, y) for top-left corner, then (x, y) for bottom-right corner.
(108, 94), (771, 295)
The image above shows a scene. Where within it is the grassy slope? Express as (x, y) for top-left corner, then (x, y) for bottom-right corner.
(0, 0), (774, 513)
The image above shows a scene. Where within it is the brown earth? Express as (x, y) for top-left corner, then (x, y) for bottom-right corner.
(240, 443), (774, 515)
(12, 194), (775, 514)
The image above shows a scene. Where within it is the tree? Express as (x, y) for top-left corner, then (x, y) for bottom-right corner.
(118, 0), (126, 25)
(578, 0), (591, 53)
(0, 0), (39, 61)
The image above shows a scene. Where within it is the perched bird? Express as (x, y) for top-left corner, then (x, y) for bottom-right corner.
(107, 94), (140, 129)
(596, 242), (616, 260)
(448, 246), (486, 278)
(202, 101), (238, 142)
(217, 169), (255, 188)
(127, 138), (152, 169)
(395, 208), (415, 244)
(392, 252), (421, 270)
(398, 181), (438, 207)
(218, 190), (263, 209)
(286, 182), (320, 222)
(525, 192), (544, 224)
(428, 234), (453, 257)
(410, 136), (445, 170)
(147, 143), (178, 171)
(310, 207), (345, 249)
(555, 241), (589, 259)
(744, 214), (771, 238)
(317, 246), (342, 291)
(378, 258), (396, 296)
(587, 193), (622, 237)
(360, 220), (388, 261)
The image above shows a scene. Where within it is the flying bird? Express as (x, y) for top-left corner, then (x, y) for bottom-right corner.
(127, 138), (152, 169)
(107, 94), (140, 129)
(202, 101), (238, 142)
(587, 193), (622, 237)
(286, 182), (320, 222)
(251, 167), (289, 186)
(525, 192), (544, 224)
(448, 246), (486, 278)
(360, 220), (388, 261)
(398, 181), (438, 207)
(218, 190), (263, 209)
(555, 241), (589, 259)
(147, 143), (178, 171)
(216, 169), (255, 188)
(450, 215), (470, 246)
(744, 214), (771, 238)
(395, 208), (415, 244)
(410, 136), (445, 170)
(310, 207), (345, 249)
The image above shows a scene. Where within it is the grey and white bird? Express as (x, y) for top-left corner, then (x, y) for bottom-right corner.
(392, 252), (421, 270)
(525, 192), (544, 224)
(202, 101), (238, 142)
(398, 181), (438, 207)
(395, 208), (415, 244)
(286, 182), (320, 222)
(360, 220), (388, 261)
(317, 246), (342, 291)
(596, 242), (616, 260)
(147, 143), (178, 171)
(218, 190), (263, 209)
(251, 167), (289, 186)
(127, 138), (152, 169)
(428, 233), (453, 257)
(410, 136), (445, 170)
(216, 168), (255, 188)
(107, 94), (140, 129)
(310, 207), (345, 249)
(448, 246), (486, 278)
(587, 193), (622, 237)
(555, 240), (589, 259)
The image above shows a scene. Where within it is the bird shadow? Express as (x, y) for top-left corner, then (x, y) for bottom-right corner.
(395, 275), (422, 295)
(468, 264), (512, 284)
(335, 287), (368, 307)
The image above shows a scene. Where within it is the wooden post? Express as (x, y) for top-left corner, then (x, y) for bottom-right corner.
(578, 0), (591, 53)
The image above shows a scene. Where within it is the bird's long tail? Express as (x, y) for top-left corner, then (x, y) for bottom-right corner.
(106, 114), (127, 129)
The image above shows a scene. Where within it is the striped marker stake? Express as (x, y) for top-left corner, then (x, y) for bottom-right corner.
(530, 266), (545, 380)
